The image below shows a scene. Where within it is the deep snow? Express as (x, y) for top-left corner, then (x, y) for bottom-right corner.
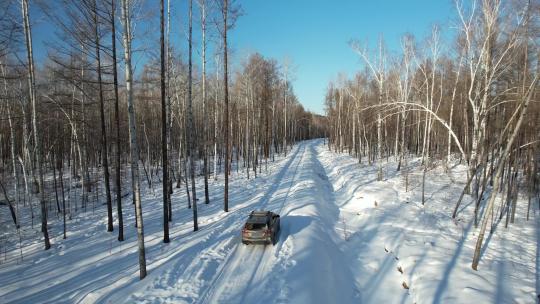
(0, 139), (538, 303)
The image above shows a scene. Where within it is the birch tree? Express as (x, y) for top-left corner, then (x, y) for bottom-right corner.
(472, 74), (539, 270)
(350, 38), (387, 181)
(21, 0), (51, 250)
(120, 0), (146, 279)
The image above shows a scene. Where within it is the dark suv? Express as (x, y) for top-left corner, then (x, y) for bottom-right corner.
(241, 211), (280, 245)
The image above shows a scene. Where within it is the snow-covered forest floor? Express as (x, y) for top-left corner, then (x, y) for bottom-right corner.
(0, 139), (538, 303)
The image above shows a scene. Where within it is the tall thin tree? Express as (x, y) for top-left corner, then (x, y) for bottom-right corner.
(110, 0), (124, 241)
(223, 0), (229, 212)
(187, 0), (198, 230)
(21, 0), (50, 250)
(161, 0), (170, 242)
(166, 0), (173, 221)
(200, 0), (210, 204)
(92, 0), (114, 232)
(120, 0), (146, 279)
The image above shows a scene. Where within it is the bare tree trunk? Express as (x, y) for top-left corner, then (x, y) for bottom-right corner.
(271, 93), (276, 161)
(111, 0), (124, 242)
(447, 101), (454, 164)
(1, 61), (20, 229)
(526, 151), (534, 221)
(223, 0), (230, 212)
(245, 81), (250, 179)
(22, 0), (50, 250)
(120, 0), (146, 279)
(18, 94), (30, 211)
(397, 108), (406, 171)
(213, 54), (220, 181)
(283, 78), (288, 156)
(92, 0), (113, 232)
(18, 156), (32, 224)
(60, 160), (66, 239)
(166, 0), (173, 221)
(79, 46), (89, 209)
(200, 0), (210, 204)
(377, 89), (383, 180)
(187, 0), (198, 230)
(338, 89), (343, 151)
(446, 56), (462, 167)
(160, 0), (170, 242)
(0, 179), (18, 227)
(53, 155), (61, 214)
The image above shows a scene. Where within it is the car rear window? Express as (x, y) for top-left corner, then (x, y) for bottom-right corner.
(245, 223), (266, 230)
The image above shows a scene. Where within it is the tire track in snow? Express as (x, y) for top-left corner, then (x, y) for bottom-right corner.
(234, 143), (308, 303)
(199, 143), (308, 304)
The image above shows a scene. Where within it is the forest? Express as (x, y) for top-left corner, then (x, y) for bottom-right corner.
(325, 0), (539, 269)
(0, 0), (325, 279)
(0, 0), (539, 302)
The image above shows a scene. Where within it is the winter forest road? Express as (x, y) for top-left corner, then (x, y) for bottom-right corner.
(119, 139), (360, 304)
(0, 140), (361, 304)
(199, 140), (360, 304)
(2, 139), (535, 304)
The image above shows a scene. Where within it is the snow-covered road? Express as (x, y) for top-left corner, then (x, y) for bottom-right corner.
(198, 141), (359, 304)
(117, 140), (360, 304)
(0, 139), (537, 303)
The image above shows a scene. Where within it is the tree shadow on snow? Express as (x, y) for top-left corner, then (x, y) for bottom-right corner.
(432, 217), (474, 304)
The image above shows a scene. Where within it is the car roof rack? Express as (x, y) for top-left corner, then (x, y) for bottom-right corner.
(251, 210), (270, 215)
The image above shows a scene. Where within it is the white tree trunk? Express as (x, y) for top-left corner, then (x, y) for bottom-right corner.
(120, 0), (146, 279)
(472, 75), (538, 270)
(22, 0), (50, 249)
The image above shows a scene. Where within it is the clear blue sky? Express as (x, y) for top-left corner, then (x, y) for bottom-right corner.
(30, 0), (456, 115)
(230, 0), (455, 114)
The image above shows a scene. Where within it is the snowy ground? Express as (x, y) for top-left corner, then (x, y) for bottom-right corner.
(0, 139), (538, 303)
